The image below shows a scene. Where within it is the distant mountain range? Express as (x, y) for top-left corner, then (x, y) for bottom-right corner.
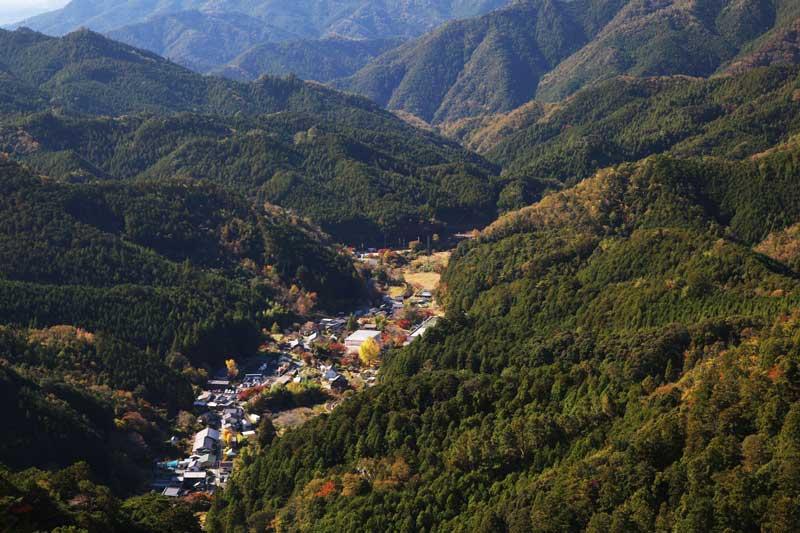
(0, 27), (497, 245)
(338, 0), (800, 125)
(17, 0), (800, 119)
(210, 36), (403, 82)
(11, 0), (510, 78)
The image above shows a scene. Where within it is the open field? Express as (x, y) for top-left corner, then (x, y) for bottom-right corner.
(388, 286), (407, 297)
(403, 251), (450, 291)
(410, 251), (451, 270)
(405, 271), (441, 291)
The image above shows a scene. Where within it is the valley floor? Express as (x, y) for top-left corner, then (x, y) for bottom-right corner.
(149, 245), (449, 510)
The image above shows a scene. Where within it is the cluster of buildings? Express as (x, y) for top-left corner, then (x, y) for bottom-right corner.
(152, 269), (441, 499)
(155, 364), (285, 497)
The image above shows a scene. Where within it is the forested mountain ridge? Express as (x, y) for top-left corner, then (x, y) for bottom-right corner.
(14, 0), (510, 40)
(0, 319), (210, 531)
(105, 10), (296, 74)
(339, 0), (800, 125)
(0, 27), (498, 244)
(211, 37), (404, 83)
(534, 0), (800, 101)
(459, 65), (800, 211)
(0, 158), (362, 357)
(0, 109), (497, 245)
(0, 26), (388, 117)
(723, 18), (800, 76)
(0, 156), (366, 531)
(209, 143), (800, 531)
(335, 0), (605, 124)
(11, 0), (510, 79)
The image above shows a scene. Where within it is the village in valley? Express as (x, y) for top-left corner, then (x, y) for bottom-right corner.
(151, 245), (450, 500)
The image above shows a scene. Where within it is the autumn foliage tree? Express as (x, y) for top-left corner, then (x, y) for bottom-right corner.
(358, 337), (380, 367)
(225, 359), (239, 379)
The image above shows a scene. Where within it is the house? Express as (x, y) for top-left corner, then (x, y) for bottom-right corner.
(185, 457), (202, 472)
(322, 368), (340, 382)
(192, 427), (220, 454)
(162, 487), (183, 498)
(222, 408), (243, 431)
(242, 374), (264, 387)
(320, 318), (346, 333)
(194, 391), (213, 407)
(207, 379), (230, 391)
(406, 317), (439, 345)
(273, 374), (293, 387)
(199, 454), (216, 467)
(330, 374), (349, 392)
(196, 453), (217, 468)
(182, 470), (208, 489)
(219, 461), (234, 475)
(344, 329), (382, 353)
(304, 331), (319, 345)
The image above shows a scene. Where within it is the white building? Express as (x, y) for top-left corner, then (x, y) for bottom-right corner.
(406, 317), (439, 345)
(344, 329), (381, 353)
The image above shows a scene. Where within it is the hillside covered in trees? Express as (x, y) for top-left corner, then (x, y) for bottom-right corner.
(0, 27), (498, 244)
(0, 26), (397, 117)
(339, 0), (800, 125)
(0, 158), (363, 354)
(0, 154), (362, 531)
(11, 0), (509, 78)
(209, 141), (800, 531)
(211, 37), (403, 83)
(476, 65), (800, 210)
(3, 6), (800, 532)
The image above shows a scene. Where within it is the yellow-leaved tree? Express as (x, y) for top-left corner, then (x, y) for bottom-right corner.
(222, 427), (235, 447)
(225, 359), (239, 378)
(358, 337), (380, 367)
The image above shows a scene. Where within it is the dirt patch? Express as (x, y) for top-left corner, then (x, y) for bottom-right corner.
(272, 407), (322, 433)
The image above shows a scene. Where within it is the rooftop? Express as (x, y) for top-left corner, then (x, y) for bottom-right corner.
(345, 329), (382, 343)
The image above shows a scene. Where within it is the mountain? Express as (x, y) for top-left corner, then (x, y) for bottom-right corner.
(723, 18), (800, 76)
(0, 304), (209, 532)
(335, 0), (607, 124)
(0, 157), (362, 358)
(0, 26), (418, 117)
(481, 65), (800, 210)
(16, 0), (510, 39)
(534, 0), (800, 102)
(106, 10), (296, 73)
(211, 37), (403, 82)
(0, 28), (497, 244)
(1, 109), (497, 245)
(339, 0), (800, 125)
(13, 0), (510, 77)
(0, 326), (192, 489)
(1, 464), (202, 532)
(208, 141), (800, 531)
(6, 9), (800, 532)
